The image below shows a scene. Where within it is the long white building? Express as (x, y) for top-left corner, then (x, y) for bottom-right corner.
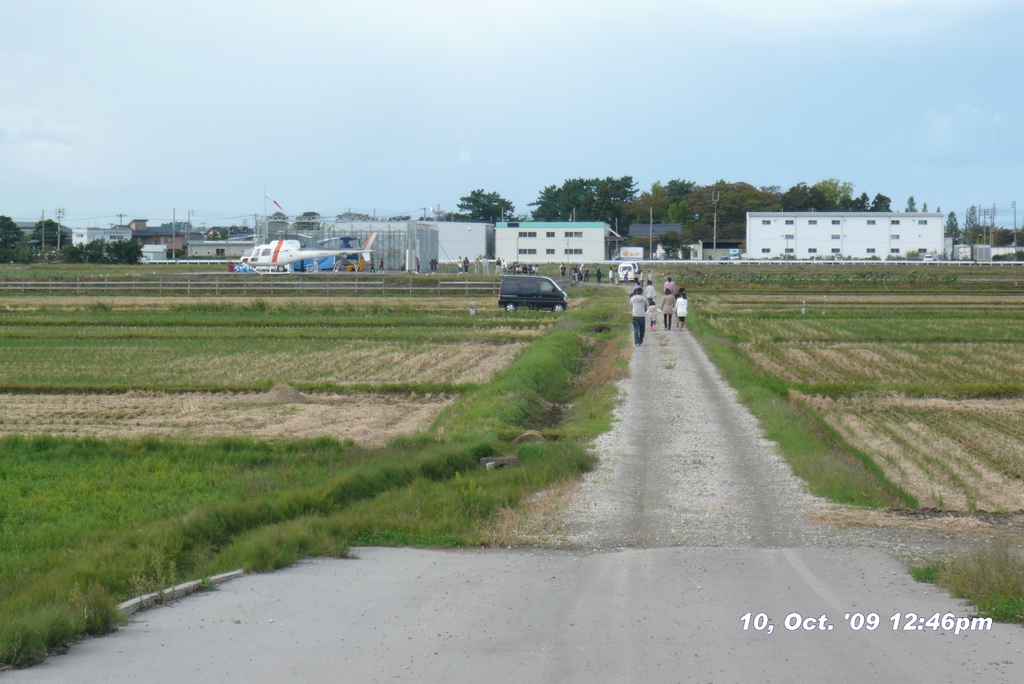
(746, 212), (945, 260)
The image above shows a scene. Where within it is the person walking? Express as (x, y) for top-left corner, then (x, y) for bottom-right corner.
(596, 267), (602, 284)
(661, 288), (676, 330)
(647, 302), (658, 332)
(629, 285), (647, 346)
(664, 276), (675, 294)
(644, 281), (656, 308)
(675, 289), (688, 329)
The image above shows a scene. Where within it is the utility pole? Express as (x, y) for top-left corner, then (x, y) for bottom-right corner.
(39, 210), (45, 250)
(55, 207), (65, 250)
(649, 206), (653, 260)
(711, 191), (721, 260)
(992, 203), (997, 249)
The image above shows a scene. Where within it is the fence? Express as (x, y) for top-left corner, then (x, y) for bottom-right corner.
(0, 277), (501, 297)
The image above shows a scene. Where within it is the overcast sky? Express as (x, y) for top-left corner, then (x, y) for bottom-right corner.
(2, 0), (1021, 228)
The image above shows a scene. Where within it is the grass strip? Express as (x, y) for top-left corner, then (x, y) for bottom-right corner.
(911, 543), (1024, 624)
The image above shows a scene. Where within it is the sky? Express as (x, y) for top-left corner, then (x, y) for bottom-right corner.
(2, 0), (1022, 229)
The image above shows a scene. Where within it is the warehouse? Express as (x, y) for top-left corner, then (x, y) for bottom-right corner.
(746, 212), (945, 260)
(494, 221), (622, 264)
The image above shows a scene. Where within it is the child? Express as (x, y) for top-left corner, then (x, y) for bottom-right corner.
(675, 289), (688, 329)
(647, 303), (658, 331)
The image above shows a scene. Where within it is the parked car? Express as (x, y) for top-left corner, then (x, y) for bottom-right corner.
(498, 275), (568, 312)
(617, 262), (639, 282)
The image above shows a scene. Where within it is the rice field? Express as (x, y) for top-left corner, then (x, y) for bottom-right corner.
(0, 301), (539, 394)
(695, 293), (1024, 511)
(0, 299), (552, 442)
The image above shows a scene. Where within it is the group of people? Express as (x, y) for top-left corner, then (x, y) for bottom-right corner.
(628, 274), (688, 346)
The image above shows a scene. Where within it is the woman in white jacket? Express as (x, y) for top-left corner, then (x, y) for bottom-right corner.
(675, 289), (688, 330)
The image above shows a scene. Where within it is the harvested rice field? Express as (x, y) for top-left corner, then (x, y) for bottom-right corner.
(797, 394), (1024, 512)
(697, 292), (1024, 512)
(0, 298), (543, 441)
(0, 387), (452, 446)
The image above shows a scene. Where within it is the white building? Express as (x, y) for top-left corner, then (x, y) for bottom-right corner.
(72, 225), (132, 246)
(494, 221), (619, 264)
(747, 212), (945, 260)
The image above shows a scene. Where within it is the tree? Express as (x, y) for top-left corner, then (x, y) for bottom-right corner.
(870, 194), (892, 212)
(922, 202), (928, 212)
(810, 179), (855, 211)
(780, 182), (828, 211)
(993, 228), (1015, 246)
(0, 215), (22, 253)
(962, 205), (982, 244)
(658, 231), (684, 258)
(666, 179), (697, 202)
(107, 239), (143, 264)
(457, 189), (515, 222)
(31, 219), (69, 248)
(905, 196), (917, 212)
(848, 192), (870, 211)
(663, 181), (780, 243)
(945, 211), (960, 242)
(529, 176), (637, 227)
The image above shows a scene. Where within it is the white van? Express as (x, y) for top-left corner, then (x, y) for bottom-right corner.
(617, 262), (639, 282)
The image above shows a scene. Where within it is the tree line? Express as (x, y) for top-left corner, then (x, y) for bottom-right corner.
(453, 179), (1020, 250)
(0, 216), (142, 265)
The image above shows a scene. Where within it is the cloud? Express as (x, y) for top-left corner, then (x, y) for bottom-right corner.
(458, 148), (473, 164)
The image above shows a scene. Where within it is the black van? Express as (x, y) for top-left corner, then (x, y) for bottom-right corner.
(498, 275), (568, 312)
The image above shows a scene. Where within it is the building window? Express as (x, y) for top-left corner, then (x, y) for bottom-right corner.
(564, 231), (583, 238)
(564, 248), (582, 255)
(808, 220), (817, 226)
(761, 248), (771, 254)
(785, 220), (794, 225)
(761, 220), (771, 225)
(215, 249), (225, 257)
(867, 248), (876, 254)
(808, 248), (818, 254)
(831, 248), (841, 254)
(518, 248), (536, 255)
(831, 234), (840, 240)
(546, 232), (555, 238)
(891, 248), (901, 254)
(518, 231), (536, 238)
(867, 220), (876, 225)
(784, 248), (794, 254)
(891, 234), (900, 240)
(891, 219), (901, 225)
(918, 220), (928, 225)
(546, 248), (555, 255)
(784, 234), (794, 240)
(831, 220), (841, 225)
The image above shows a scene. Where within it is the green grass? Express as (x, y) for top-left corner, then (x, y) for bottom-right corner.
(911, 543), (1024, 624)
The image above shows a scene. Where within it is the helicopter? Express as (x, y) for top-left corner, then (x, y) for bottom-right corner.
(237, 232), (378, 272)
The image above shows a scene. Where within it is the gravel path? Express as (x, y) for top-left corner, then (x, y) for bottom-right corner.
(545, 325), (1018, 563)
